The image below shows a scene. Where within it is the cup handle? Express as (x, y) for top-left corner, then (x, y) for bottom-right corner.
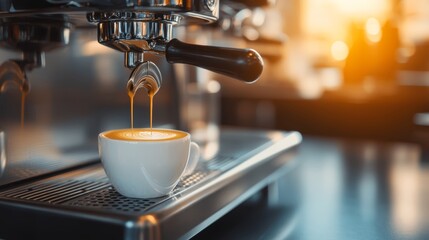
(183, 142), (200, 176)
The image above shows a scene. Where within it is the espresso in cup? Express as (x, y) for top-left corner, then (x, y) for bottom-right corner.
(99, 128), (199, 198)
(103, 128), (187, 141)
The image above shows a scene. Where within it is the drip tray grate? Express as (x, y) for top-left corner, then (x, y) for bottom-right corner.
(65, 187), (158, 212)
(0, 180), (111, 204)
(0, 168), (110, 205)
(64, 171), (211, 213)
(0, 168), (212, 213)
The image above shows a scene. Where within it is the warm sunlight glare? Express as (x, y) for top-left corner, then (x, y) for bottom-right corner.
(365, 18), (382, 43)
(331, 41), (349, 61)
(303, 0), (390, 41)
(330, 0), (390, 21)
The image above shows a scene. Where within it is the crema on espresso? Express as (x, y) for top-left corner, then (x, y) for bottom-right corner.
(102, 128), (187, 141)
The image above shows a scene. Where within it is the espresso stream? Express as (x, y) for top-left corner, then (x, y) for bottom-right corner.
(127, 77), (158, 131)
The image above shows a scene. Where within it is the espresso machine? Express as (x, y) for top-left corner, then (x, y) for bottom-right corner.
(0, 1), (301, 239)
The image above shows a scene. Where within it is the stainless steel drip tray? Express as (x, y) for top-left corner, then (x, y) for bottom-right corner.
(0, 129), (302, 240)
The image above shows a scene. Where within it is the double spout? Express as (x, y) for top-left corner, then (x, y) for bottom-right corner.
(127, 61), (162, 97)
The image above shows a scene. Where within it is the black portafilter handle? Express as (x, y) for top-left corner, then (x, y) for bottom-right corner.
(165, 39), (263, 83)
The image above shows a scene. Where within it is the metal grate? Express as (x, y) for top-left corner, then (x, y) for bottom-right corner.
(0, 168), (211, 213)
(0, 179), (110, 204)
(64, 171), (211, 213)
(0, 168), (110, 204)
(65, 187), (158, 212)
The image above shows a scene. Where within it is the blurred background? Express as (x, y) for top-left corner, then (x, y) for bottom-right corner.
(214, 0), (429, 143)
(194, 1), (429, 238)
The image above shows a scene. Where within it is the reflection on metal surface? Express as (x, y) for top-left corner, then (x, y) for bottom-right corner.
(135, 215), (161, 240)
(186, 80), (220, 160)
(1, 0), (218, 25)
(0, 60), (29, 127)
(0, 131), (5, 177)
(81, 40), (114, 57)
(0, 16), (71, 128)
(0, 123), (99, 187)
(7, 125), (61, 162)
(267, 130), (285, 142)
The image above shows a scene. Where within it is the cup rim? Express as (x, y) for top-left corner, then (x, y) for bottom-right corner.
(99, 128), (190, 143)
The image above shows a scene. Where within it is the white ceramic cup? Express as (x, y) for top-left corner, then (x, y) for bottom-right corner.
(98, 128), (200, 198)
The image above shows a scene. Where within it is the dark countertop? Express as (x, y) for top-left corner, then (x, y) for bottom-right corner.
(194, 135), (429, 240)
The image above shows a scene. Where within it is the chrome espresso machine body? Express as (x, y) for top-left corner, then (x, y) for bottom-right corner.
(0, 1), (301, 239)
